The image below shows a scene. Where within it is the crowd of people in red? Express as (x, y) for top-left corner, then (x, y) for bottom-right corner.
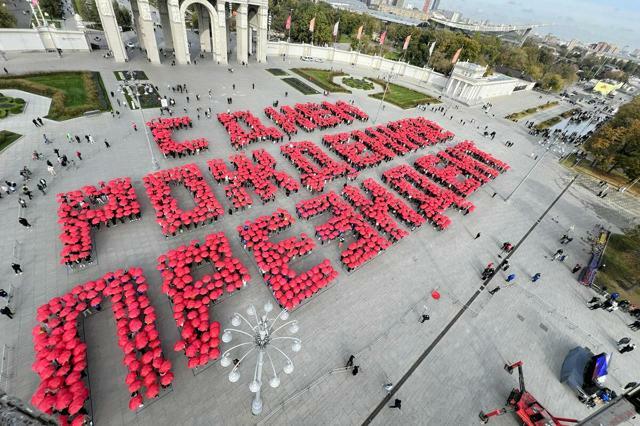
(264, 101), (368, 135)
(281, 141), (357, 192)
(143, 163), (224, 236)
(381, 164), (475, 231)
(57, 178), (141, 267)
(31, 268), (173, 424)
(321, 117), (453, 171)
(217, 110), (284, 149)
(157, 233), (250, 368)
(342, 178), (426, 243)
(414, 154), (482, 197)
(146, 116), (208, 158)
(295, 192), (391, 271)
(238, 209), (338, 310)
(208, 149), (300, 210)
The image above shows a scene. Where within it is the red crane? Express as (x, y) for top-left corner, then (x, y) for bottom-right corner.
(479, 361), (578, 426)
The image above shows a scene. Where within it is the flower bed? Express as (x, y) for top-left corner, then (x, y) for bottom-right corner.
(31, 268), (173, 422)
(57, 178), (141, 266)
(281, 141), (356, 192)
(238, 209), (338, 310)
(157, 233), (250, 369)
(296, 192), (391, 271)
(207, 149), (300, 210)
(146, 116), (208, 158)
(143, 164), (224, 236)
(217, 110), (283, 149)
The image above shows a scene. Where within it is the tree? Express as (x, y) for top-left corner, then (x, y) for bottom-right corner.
(0, 5), (17, 28)
(113, 1), (132, 31)
(540, 73), (564, 91)
(39, 0), (64, 20)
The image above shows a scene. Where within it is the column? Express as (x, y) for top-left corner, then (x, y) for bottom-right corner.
(215, 2), (228, 64)
(168, 0), (189, 64)
(256, 5), (267, 63)
(198, 5), (212, 53)
(137, 0), (160, 64)
(95, 0), (127, 62)
(236, 3), (248, 64)
(158, 0), (173, 50)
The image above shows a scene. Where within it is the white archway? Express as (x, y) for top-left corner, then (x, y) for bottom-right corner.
(179, 0), (227, 64)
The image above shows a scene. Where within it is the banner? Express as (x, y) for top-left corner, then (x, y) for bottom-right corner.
(451, 47), (462, 64)
(356, 25), (363, 40)
(428, 41), (436, 57)
(379, 31), (386, 45)
(285, 14), (291, 30)
(333, 21), (339, 37)
(402, 35), (411, 51)
(309, 17), (315, 33)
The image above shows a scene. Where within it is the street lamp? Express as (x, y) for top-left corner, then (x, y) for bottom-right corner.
(118, 71), (160, 170)
(220, 302), (301, 416)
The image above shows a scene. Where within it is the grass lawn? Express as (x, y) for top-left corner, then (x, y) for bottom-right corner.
(114, 70), (149, 81)
(505, 101), (559, 121)
(367, 78), (440, 109)
(291, 68), (350, 93)
(596, 231), (640, 305)
(266, 68), (288, 76)
(535, 108), (580, 130)
(0, 130), (22, 152)
(282, 78), (320, 95)
(0, 71), (111, 120)
(383, 51), (401, 60)
(560, 154), (640, 197)
(0, 92), (26, 118)
(342, 77), (374, 90)
(338, 34), (351, 44)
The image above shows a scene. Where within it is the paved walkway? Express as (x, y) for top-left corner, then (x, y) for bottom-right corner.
(0, 51), (638, 426)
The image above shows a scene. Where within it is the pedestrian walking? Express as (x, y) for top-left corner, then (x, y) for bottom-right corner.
(32, 118), (40, 127)
(0, 289), (8, 299)
(104, 139), (111, 148)
(505, 273), (516, 283)
(18, 217), (31, 228)
(502, 260), (510, 271)
(43, 134), (51, 144)
(346, 355), (355, 368)
(132, 122), (138, 131)
(551, 249), (564, 261)
(383, 383), (394, 392)
(88, 135), (95, 144)
(47, 165), (56, 176)
(630, 321), (640, 331)
(389, 399), (402, 409)
(18, 197), (27, 208)
(559, 254), (568, 262)
(572, 264), (582, 274)
(531, 273), (541, 282)
(22, 185), (32, 200)
(11, 263), (22, 275)
(352, 365), (359, 376)
(419, 314), (430, 323)
(488, 286), (501, 295)
(37, 117), (43, 126)
(620, 344), (636, 354)
(76, 151), (83, 160)
(474, 232), (481, 239)
(0, 306), (14, 319)
(37, 182), (46, 195)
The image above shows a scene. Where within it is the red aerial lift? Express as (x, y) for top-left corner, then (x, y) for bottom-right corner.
(479, 361), (578, 426)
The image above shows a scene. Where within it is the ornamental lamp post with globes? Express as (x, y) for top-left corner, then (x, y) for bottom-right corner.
(220, 302), (301, 416)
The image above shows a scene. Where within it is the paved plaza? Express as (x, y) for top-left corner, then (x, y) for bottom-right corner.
(1, 51), (639, 425)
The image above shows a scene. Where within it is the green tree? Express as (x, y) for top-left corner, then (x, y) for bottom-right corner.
(39, 0), (64, 20)
(0, 5), (17, 28)
(113, 1), (132, 31)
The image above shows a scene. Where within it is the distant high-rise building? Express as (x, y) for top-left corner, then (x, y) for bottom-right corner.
(431, 0), (441, 10)
(422, 0), (431, 13)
